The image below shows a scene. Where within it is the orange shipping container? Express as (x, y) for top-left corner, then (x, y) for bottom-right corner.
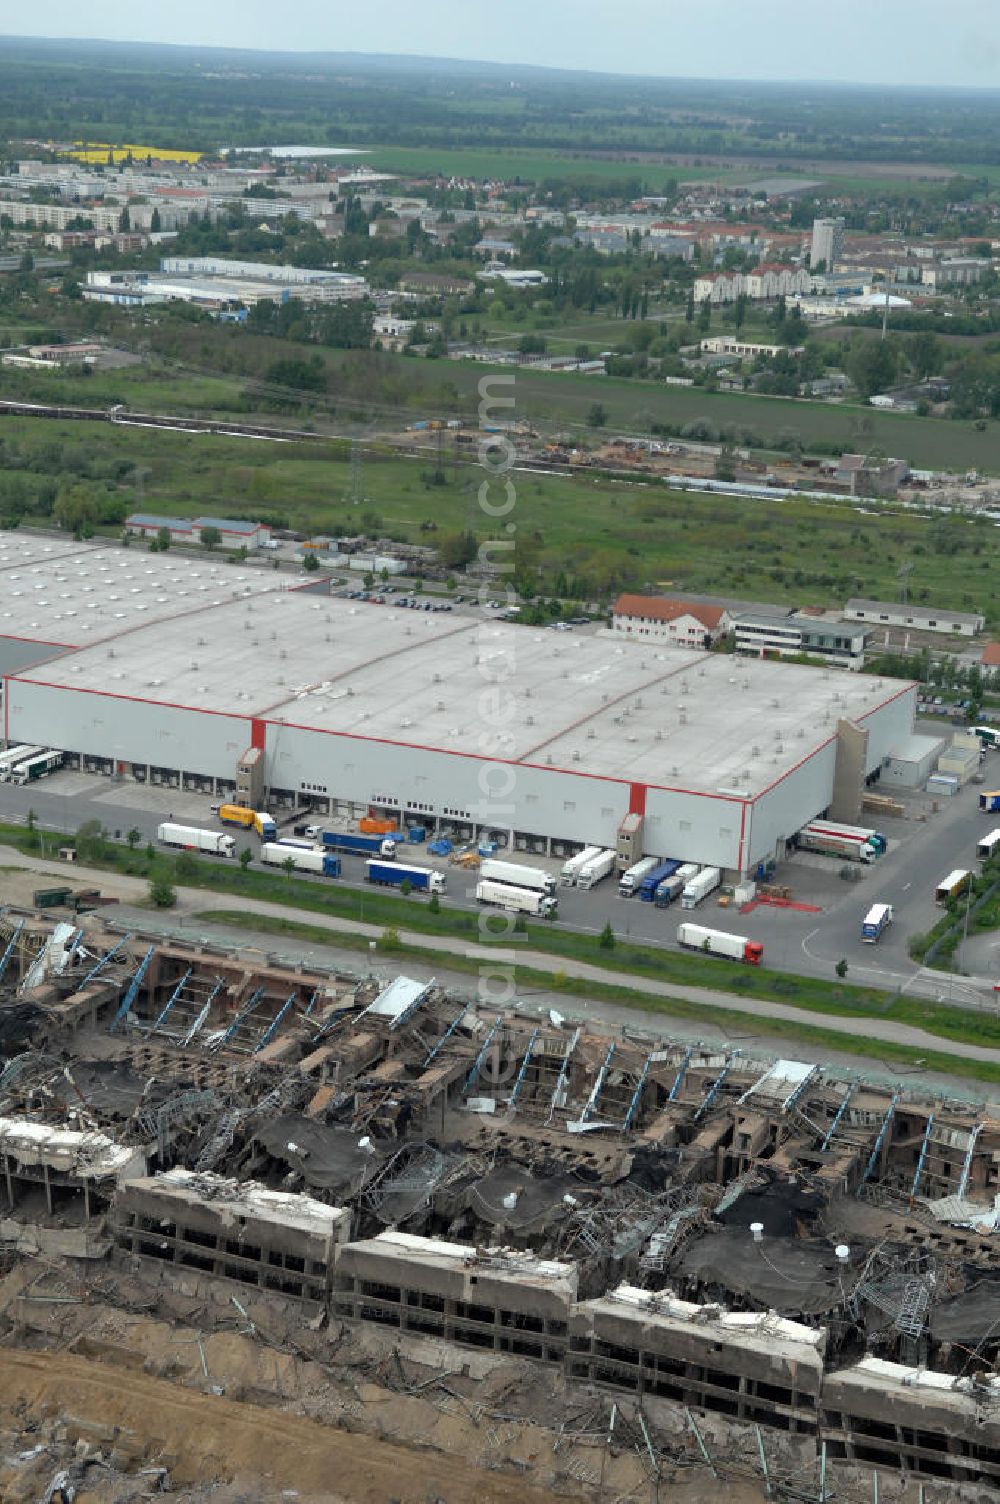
(359, 817), (396, 835)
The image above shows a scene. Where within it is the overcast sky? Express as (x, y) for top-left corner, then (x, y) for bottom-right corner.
(4, 0), (1000, 88)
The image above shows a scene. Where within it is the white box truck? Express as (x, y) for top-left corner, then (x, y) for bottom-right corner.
(479, 858), (556, 895)
(560, 846), (602, 886)
(477, 879), (557, 917)
(576, 848), (616, 891)
(157, 823), (236, 858)
(677, 923), (763, 965)
(681, 866), (721, 909)
(618, 856), (659, 897)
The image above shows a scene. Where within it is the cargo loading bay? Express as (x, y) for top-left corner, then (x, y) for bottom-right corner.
(3, 910), (1000, 1491)
(0, 536), (917, 879)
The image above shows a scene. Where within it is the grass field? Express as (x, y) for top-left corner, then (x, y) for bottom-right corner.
(365, 143), (747, 188)
(4, 411), (1000, 620)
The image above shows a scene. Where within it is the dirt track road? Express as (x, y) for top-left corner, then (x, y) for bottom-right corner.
(0, 1347), (580, 1503)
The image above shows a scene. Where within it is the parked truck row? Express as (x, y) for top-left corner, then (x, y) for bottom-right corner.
(0, 746), (62, 785)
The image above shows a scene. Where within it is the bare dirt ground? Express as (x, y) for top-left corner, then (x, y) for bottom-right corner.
(0, 1347), (583, 1504)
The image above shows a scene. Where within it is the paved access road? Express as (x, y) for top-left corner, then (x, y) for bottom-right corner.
(1, 752), (997, 1009)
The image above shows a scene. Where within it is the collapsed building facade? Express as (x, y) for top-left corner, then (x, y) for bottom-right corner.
(2, 905), (1000, 1487)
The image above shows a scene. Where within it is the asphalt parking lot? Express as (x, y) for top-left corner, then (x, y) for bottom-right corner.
(1, 742), (997, 997)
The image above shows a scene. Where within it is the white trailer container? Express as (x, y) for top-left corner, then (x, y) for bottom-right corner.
(262, 842), (326, 874)
(798, 829), (876, 863)
(479, 858), (556, 895)
(977, 828), (1000, 862)
(681, 866), (721, 909)
(559, 846), (602, 887)
(935, 868), (972, 904)
(576, 848), (616, 891)
(157, 823), (236, 857)
(618, 856), (658, 897)
(0, 744), (41, 780)
(9, 749), (62, 785)
(476, 879), (557, 917)
(676, 923), (763, 964)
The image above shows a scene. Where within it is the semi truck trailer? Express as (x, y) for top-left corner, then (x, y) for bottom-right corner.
(479, 859), (556, 895)
(261, 843), (341, 877)
(681, 866), (722, 909)
(935, 869), (972, 904)
(618, 857), (659, 897)
(476, 879), (557, 917)
(676, 923), (763, 965)
(0, 745), (41, 780)
(638, 859), (680, 903)
(367, 860), (446, 894)
(576, 848), (617, 891)
(654, 863), (700, 907)
(157, 823), (236, 857)
(559, 846), (602, 886)
(218, 805), (277, 840)
(9, 750), (62, 785)
(322, 831), (397, 859)
(977, 829), (1000, 862)
(805, 820), (887, 856)
(797, 828), (876, 863)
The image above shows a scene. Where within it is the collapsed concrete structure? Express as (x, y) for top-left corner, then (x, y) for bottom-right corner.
(3, 905), (1000, 1486)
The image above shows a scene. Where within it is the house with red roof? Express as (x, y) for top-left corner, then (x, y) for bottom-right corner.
(611, 594), (730, 649)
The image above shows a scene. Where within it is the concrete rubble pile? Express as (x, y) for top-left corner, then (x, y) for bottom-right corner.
(1, 907), (1000, 1496)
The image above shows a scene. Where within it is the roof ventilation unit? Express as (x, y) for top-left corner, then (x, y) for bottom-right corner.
(436, 700), (446, 712)
(106, 649), (115, 659)
(679, 711), (687, 725)
(587, 728), (597, 739)
(526, 715), (535, 726)
(743, 679), (750, 690)
(572, 750), (581, 761)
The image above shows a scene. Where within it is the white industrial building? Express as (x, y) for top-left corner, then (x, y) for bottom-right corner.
(0, 538), (917, 878)
(844, 598), (984, 638)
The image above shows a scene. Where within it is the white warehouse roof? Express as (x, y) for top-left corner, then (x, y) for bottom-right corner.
(0, 536), (287, 647)
(7, 571), (914, 800)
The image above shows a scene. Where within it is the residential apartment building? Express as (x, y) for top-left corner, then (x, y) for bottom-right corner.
(611, 595), (729, 648)
(921, 258), (989, 289)
(810, 217), (845, 272)
(694, 265), (809, 305)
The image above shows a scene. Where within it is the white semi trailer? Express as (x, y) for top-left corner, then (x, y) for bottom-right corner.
(157, 823), (236, 857)
(476, 879), (558, 917)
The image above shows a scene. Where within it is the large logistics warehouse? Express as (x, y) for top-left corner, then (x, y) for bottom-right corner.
(0, 538), (916, 877)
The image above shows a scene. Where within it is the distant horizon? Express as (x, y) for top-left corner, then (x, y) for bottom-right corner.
(1, 2), (999, 91)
